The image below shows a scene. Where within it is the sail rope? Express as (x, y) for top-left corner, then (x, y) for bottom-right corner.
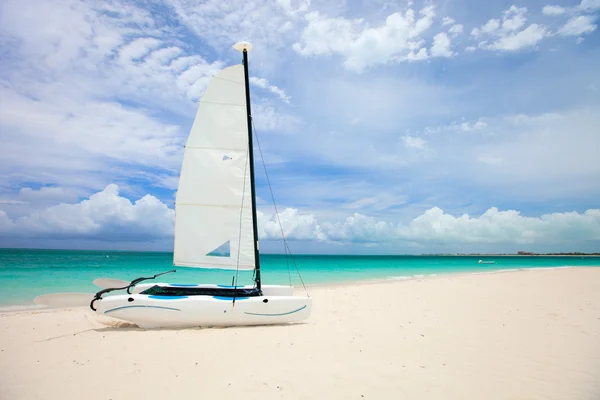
(232, 145), (250, 303)
(252, 121), (310, 297)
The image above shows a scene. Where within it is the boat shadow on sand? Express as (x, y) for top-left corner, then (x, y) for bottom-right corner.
(36, 319), (308, 341)
(93, 321), (309, 332)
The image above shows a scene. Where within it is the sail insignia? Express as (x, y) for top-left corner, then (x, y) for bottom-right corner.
(206, 241), (231, 258)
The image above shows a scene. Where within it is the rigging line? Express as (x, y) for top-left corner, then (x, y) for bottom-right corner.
(283, 240), (309, 297)
(233, 145), (250, 304)
(286, 243), (291, 287)
(252, 121), (310, 297)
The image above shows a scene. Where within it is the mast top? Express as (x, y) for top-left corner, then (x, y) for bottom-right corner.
(233, 41), (253, 52)
(232, 42), (252, 51)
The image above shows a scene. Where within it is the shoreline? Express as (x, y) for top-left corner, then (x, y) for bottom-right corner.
(2, 265), (598, 313)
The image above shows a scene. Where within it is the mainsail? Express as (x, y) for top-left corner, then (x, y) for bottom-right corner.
(173, 64), (255, 270)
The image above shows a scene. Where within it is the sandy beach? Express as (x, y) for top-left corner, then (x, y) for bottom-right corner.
(1, 267), (599, 400)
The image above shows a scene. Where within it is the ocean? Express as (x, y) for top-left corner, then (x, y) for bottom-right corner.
(0, 248), (598, 308)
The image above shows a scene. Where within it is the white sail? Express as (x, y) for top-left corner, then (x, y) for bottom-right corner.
(174, 64), (255, 270)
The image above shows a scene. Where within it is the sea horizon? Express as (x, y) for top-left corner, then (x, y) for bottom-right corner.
(1, 247), (598, 256)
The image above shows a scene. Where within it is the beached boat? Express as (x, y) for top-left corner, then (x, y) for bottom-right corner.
(85, 42), (312, 328)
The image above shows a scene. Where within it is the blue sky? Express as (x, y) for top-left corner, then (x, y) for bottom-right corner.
(0, 0), (599, 254)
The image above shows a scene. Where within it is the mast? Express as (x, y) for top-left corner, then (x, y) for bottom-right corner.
(234, 41), (261, 291)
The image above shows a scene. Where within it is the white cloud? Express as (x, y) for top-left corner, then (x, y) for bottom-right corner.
(259, 208), (327, 241)
(448, 24), (464, 37)
(580, 0), (600, 10)
(0, 0), (298, 197)
(250, 76), (291, 103)
(430, 32), (454, 57)
(118, 38), (162, 63)
(0, 184), (174, 239)
(164, 0), (306, 56)
(472, 6), (547, 51)
(396, 207), (600, 244)
(402, 136), (427, 149)
(258, 206), (600, 244)
(0, 86), (185, 176)
(293, 6), (438, 71)
(558, 15), (598, 36)
(0, 210), (16, 232)
(458, 119), (488, 131)
(542, 5), (566, 15)
(464, 46), (476, 52)
(442, 16), (455, 26)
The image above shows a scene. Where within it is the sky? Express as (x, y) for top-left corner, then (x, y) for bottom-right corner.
(0, 0), (599, 254)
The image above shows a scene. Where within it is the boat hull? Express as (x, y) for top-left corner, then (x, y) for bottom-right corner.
(94, 285), (310, 328)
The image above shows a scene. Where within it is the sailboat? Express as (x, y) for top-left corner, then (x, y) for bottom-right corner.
(88, 42), (312, 328)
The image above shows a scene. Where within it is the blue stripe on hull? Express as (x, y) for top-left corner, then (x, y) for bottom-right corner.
(104, 305), (181, 314)
(147, 295), (188, 300)
(244, 305), (307, 317)
(216, 284), (248, 288)
(168, 284), (198, 287)
(213, 296), (250, 301)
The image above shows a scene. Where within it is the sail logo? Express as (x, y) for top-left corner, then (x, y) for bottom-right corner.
(222, 155), (232, 161)
(206, 241), (231, 257)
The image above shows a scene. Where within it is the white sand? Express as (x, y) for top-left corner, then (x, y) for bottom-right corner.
(1, 267), (599, 400)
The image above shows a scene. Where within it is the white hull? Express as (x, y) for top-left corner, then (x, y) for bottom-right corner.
(94, 284), (311, 328)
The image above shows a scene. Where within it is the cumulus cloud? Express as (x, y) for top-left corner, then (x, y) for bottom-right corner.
(448, 24), (464, 37)
(471, 6), (547, 51)
(442, 16), (455, 26)
(257, 207), (600, 245)
(430, 32), (454, 57)
(2, 185), (598, 247)
(0, 184), (174, 240)
(580, 0), (600, 11)
(542, 5), (566, 15)
(292, 5), (438, 71)
(558, 15), (597, 36)
(397, 207), (600, 244)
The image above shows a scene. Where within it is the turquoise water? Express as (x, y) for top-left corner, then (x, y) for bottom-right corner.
(0, 248), (598, 307)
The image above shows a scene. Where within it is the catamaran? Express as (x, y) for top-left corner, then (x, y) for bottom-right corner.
(36, 42), (312, 328)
